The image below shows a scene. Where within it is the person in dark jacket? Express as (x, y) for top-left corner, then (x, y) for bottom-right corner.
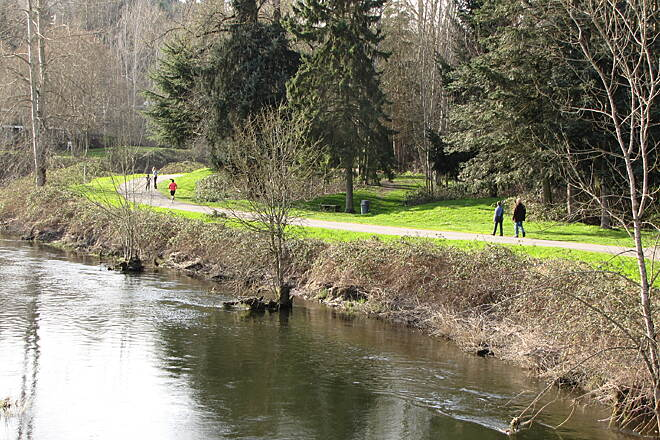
(512, 198), (526, 238)
(492, 201), (504, 236)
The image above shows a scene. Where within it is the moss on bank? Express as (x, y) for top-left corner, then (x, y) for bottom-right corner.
(1, 172), (658, 435)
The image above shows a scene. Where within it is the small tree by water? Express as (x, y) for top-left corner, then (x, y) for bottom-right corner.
(221, 107), (322, 308)
(82, 145), (151, 271)
(509, 0), (660, 434)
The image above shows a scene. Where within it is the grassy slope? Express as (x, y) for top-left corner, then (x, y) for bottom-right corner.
(164, 206), (658, 283)
(157, 168), (212, 201)
(170, 169), (655, 248)
(74, 174), (143, 205)
(80, 172), (656, 283)
(299, 186), (653, 248)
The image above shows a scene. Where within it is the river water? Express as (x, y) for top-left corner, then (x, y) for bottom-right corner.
(0, 239), (633, 440)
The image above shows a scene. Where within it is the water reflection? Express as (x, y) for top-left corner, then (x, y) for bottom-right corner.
(0, 239), (632, 440)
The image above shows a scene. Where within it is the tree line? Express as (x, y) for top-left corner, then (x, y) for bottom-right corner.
(1, 0), (657, 222)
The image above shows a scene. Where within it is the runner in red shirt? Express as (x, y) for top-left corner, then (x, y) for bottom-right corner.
(168, 179), (178, 202)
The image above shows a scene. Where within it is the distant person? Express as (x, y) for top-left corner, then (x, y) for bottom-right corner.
(168, 179), (178, 202)
(512, 198), (526, 238)
(492, 201), (504, 236)
(152, 167), (159, 189)
(145, 174), (151, 191)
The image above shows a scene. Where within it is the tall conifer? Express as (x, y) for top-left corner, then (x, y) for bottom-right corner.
(286, 0), (392, 213)
(145, 0), (299, 163)
(203, 0), (299, 168)
(143, 39), (201, 148)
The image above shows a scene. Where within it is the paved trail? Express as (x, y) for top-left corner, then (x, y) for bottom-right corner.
(121, 175), (658, 260)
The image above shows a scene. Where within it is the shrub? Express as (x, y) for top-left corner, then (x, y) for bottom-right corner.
(403, 182), (482, 206)
(159, 161), (205, 174)
(195, 173), (232, 202)
(502, 195), (568, 222)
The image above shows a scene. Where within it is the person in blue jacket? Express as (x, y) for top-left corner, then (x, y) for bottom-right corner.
(492, 201), (504, 236)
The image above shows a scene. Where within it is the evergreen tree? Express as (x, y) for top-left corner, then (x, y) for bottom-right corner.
(446, 0), (646, 213)
(445, 0), (562, 197)
(202, 0), (299, 168)
(144, 0), (299, 163)
(143, 38), (201, 148)
(286, 0), (393, 212)
(426, 129), (472, 184)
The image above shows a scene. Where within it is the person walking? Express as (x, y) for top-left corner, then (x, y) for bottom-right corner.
(152, 167), (159, 189)
(145, 174), (151, 191)
(168, 179), (178, 202)
(512, 198), (526, 238)
(492, 201), (504, 236)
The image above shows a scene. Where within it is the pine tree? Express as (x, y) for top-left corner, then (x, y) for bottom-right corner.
(202, 0), (299, 168)
(446, 0), (639, 212)
(143, 38), (201, 148)
(286, 0), (393, 212)
(445, 0), (558, 197)
(144, 0), (299, 162)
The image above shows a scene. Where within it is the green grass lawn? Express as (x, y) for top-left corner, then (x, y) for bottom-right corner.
(301, 194), (648, 247)
(143, 205), (660, 285)
(157, 168), (212, 201)
(73, 174), (143, 206)
(73, 174), (657, 285)
(166, 169), (655, 248)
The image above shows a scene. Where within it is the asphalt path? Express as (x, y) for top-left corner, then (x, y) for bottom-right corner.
(120, 174), (658, 260)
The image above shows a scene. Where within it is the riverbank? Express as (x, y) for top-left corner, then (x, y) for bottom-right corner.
(0, 172), (656, 435)
(1, 238), (621, 440)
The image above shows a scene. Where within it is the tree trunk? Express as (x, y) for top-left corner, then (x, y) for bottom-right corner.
(344, 157), (355, 213)
(273, 0), (281, 22)
(633, 214), (658, 429)
(566, 183), (574, 219)
(426, 147), (434, 195)
(26, 0), (47, 187)
(489, 182), (498, 198)
(278, 284), (292, 309)
(600, 174), (611, 229)
(600, 197), (611, 228)
(542, 176), (553, 204)
(359, 151), (368, 184)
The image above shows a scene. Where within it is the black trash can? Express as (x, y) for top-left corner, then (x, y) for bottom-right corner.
(360, 199), (370, 214)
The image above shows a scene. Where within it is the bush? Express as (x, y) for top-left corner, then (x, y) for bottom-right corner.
(159, 161), (206, 174)
(0, 150), (32, 183)
(403, 182), (482, 206)
(49, 160), (106, 185)
(502, 196), (567, 222)
(195, 173), (232, 202)
(103, 147), (193, 174)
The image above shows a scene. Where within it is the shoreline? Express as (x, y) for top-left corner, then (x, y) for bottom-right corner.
(0, 176), (655, 435)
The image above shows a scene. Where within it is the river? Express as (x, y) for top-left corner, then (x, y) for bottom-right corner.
(0, 238), (633, 440)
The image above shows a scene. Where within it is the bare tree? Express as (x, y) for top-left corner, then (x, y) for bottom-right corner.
(381, 0), (458, 188)
(83, 143), (155, 272)
(545, 0), (659, 432)
(24, 0), (48, 186)
(114, 0), (168, 142)
(221, 107), (321, 308)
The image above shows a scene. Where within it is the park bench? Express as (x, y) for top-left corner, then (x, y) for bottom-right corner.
(319, 204), (339, 212)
